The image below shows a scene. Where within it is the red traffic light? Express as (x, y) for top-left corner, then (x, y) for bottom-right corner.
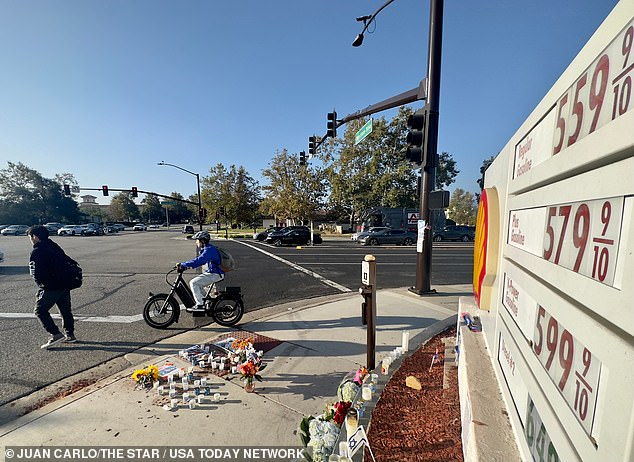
(63, 184), (71, 196)
(102, 185), (109, 196)
(131, 187), (138, 198)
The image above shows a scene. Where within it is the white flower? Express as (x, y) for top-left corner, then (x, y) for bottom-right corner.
(308, 418), (340, 462)
(338, 381), (360, 403)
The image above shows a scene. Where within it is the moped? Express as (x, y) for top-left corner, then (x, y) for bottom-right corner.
(143, 266), (244, 329)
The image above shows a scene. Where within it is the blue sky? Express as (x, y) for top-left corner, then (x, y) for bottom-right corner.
(0, 0), (619, 205)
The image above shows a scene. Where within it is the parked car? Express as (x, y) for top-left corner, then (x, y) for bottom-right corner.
(110, 224), (125, 232)
(81, 223), (104, 236)
(0, 225), (9, 232)
(265, 226), (322, 246)
(44, 222), (64, 233)
(57, 225), (84, 236)
(359, 228), (416, 246)
(432, 225), (475, 242)
(133, 223), (148, 231)
(1, 225), (30, 236)
(182, 224), (194, 234)
(149, 224), (160, 229)
(351, 226), (391, 242)
(253, 226), (284, 241)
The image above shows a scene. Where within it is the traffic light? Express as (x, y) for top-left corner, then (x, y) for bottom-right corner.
(102, 185), (109, 196)
(299, 151), (307, 166)
(131, 187), (138, 198)
(308, 136), (317, 155)
(220, 206), (225, 215)
(405, 108), (426, 164)
(327, 111), (337, 138)
(63, 184), (71, 196)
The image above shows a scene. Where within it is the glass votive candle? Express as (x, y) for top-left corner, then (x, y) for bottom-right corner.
(196, 394), (204, 404)
(194, 380), (201, 387)
(188, 400), (196, 409)
(168, 375), (174, 383)
(213, 393), (220, 402)
(211, 361), (218, 370)
(401, 331), (410, 352)
(170, 398), (179, 409)
(182, 392), (190, 402)
(345, 408), (358, 437)
(231, 366), (237, 374)
(339, 441), (349, 458)
(169, 389), (177, 398)
(199, 361), (206, 368)
(157, 386), (164, 395)
(381, 357), (391, 375)
(178, 368), (185, 378)
(200, 377), (208, 386)
(362, 384), (372, 401)
(182, 382), (189, 391)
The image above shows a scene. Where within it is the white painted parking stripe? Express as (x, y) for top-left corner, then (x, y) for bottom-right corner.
(0, 313), (143, 323)
(236, 240), (352, 293)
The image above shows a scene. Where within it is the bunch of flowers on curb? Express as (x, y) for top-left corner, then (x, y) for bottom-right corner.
(131, 365), (159, 389)
(230, 338), (266, 388)
(299, 367), (368, 461)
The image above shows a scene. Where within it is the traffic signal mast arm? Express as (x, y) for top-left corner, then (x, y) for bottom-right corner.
(74, 187), (200, 206)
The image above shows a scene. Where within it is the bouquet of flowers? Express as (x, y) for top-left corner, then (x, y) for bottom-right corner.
(131, 365), (159, 389)
(239, 358), (266, 386)
(299, 415), (340, 462)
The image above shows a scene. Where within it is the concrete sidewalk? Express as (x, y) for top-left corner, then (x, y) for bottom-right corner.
(0, 285), (468, 450)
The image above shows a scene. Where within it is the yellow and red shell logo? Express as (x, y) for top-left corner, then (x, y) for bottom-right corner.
(473, 188), (500, 310)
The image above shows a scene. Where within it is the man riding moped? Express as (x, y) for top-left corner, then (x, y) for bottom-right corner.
(177, 231), (223, 312)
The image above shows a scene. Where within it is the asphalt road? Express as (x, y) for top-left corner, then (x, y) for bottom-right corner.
(0, 229), (473, 405)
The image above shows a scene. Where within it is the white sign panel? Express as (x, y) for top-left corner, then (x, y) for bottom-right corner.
(508, 207), (547, 255)
(524, 396), (562, 462)
(513, 108), (556, 179)
(417, 220), (426, 253)
(502, 273), (538, 341)
(532, 305), (602, 434)
(498, 331), (529, 423)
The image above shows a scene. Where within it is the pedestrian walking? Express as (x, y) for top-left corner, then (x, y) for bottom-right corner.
(27, 225), (79, 349)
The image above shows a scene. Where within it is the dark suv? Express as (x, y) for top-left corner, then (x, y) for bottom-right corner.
(265, 226), (322, 246)
(433, 225), (475, 242)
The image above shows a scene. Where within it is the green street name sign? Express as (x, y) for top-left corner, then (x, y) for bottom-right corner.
(355, 118), (373, 146)
(161, 201), (177, 205)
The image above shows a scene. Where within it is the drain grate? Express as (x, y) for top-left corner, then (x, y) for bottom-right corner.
(214, 330), (283, 354)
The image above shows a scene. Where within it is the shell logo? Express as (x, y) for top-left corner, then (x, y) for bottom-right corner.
(473, 188), (500, 310)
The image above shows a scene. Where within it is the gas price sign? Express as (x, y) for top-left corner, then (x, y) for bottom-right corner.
(533, 305), (602, 434)
(524, 396), (562, 462)
(508, 196), (624, 287)
(553, 20), (634, 155)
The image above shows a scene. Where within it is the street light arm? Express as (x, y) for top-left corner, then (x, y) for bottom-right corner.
(157, 161), (198, 178)
(352, 0), (397, 46)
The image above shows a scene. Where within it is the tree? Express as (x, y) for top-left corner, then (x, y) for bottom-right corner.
(260, 149), (326, 224)
(447, 188), (477, 225)
(108, 192), (141, 222)
(477, 155), (497, 190)
(435, 152), (459, 189)
(323, 107), (419, 226)
(201, 163), (260, 226)
(0, 161), (81, 224)
(141, 194), (163, 223)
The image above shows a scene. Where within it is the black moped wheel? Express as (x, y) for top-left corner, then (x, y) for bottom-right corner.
(143, 294), (179, 329)
(211, 295), (244, 327)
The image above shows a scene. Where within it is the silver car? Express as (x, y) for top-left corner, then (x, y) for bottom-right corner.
(1, 225), (30, 236)
(359, 228), (416, 246)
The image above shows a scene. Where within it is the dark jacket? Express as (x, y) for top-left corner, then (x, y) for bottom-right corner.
(29, 238), (69, 290)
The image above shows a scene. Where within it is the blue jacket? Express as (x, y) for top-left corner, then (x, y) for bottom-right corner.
(181, 244), (224, 275)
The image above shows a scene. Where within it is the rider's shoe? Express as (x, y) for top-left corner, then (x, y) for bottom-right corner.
(186, 305), (206, 313)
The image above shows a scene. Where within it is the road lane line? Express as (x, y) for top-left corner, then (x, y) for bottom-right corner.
(0, 313), (144, 323)
(235, 240), (352, 293)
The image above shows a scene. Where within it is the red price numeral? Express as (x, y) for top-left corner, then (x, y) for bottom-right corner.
(575, 381), (590, 421)
(592, 246), (609, 281)
(558, 330), (574, 391)
(534, 306), (546, 355)
(545, 317), (558, 370)
(553, 94), (569, 155)
(600, 201), (612, 236)
(572, 204), (590, 272)
(612, 76), (632, 119)
(544, 207), (556, 260)
(589, 55), (609, 133)
(568, 74), (587, 147)
(622, 26), (633, 69)
(542, 205), (571, 264)
(582, 348), (592, 377)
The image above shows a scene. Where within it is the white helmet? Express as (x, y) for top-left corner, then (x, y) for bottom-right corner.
(192, 231), (210, 243)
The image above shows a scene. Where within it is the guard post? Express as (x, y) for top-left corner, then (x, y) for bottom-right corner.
(359, 254), (377, 370)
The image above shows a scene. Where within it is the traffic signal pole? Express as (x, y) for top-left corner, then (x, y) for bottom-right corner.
(412, 0), (443, 295)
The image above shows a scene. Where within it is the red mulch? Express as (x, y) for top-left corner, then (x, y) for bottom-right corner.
(365, 327), (463, 462)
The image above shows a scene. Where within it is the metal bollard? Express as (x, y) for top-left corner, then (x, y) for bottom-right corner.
(360, 255), (376, 370)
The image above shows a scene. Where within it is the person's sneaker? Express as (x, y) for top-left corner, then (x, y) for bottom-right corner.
(64, 334), (77, 343)
(41, 333), (65, 349)
(186, 305), (205, 313)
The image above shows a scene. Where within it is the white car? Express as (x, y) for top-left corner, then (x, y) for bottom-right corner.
(133, 223), (148, 231)
(57, 225), (83, 236)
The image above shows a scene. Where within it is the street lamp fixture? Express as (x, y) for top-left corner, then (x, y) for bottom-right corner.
(351, 1), (395, 47)
(157, 161), (203, 231)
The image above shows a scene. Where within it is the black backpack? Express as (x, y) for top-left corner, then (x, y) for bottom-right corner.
(61, 255), (83, 290)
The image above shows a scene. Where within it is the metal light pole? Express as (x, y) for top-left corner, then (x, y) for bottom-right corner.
(157, 162), (203, 231)
(413, 0), (443, 295)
